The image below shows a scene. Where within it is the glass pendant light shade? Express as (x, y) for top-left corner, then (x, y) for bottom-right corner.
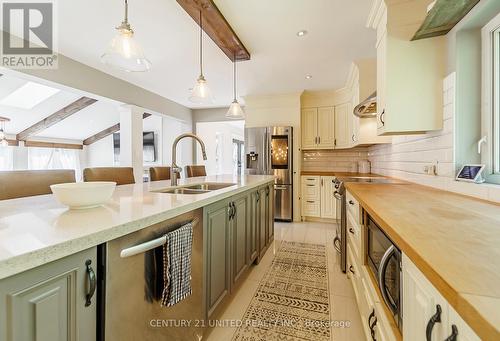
(101, 29), (151, 72)
(226, 100), (245, 119)
(101, 0), (151, 72)
(189, 75), (214, 104)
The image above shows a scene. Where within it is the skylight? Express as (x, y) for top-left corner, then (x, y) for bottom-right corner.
(0, 82), (60, 109)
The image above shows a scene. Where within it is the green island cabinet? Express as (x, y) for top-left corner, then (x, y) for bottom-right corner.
(204, 183), (274, 318)
(0, 247), (97, 341)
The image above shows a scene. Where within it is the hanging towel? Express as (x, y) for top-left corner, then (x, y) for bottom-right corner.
(161, 222), (194, 307)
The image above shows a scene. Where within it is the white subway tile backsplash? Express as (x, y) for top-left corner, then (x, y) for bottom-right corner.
(302, 147), (369, 172)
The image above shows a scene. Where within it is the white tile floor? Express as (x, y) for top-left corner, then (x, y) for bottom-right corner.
(206, 221), (366, 341)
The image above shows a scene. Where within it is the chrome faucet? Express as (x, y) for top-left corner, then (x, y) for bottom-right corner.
(171, 133), (207, 186)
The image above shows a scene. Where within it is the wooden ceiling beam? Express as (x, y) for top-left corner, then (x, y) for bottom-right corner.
(83, 113), (151, 146)
(16, 96), (97, 141)
(23, 140), (83, 150)
(176, 0), (250, 61)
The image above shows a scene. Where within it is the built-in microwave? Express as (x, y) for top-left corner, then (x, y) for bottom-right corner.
(366, 214), (403, 331)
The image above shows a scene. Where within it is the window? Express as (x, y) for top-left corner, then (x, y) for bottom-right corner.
(481, 13), (500, 184)
(28, 147), (81, 180)
(0, 147), (13, 170)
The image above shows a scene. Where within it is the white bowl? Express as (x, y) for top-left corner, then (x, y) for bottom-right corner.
(50, 182), (116, 209)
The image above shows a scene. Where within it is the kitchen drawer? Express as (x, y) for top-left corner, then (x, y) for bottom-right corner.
(346, 190), (360, 224)
(302, 183), (320, 200)
(302, 200), (320, 217)
(347, 210), (361, 258)
(302, 176), (320, 185)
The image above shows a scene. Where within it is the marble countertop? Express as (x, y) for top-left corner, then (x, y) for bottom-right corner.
(345, 182), (500, 341)
(0, 174), (275, 280)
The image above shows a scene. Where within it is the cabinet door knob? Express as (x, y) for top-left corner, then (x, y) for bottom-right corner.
(444, 325), (458, 341)
(348, 200), (355, 205)
(380, 110), (385, 126)
(349, 228), (355, 234)
(349, 265), (355, 274)
(425, 304), (442, 341)
(85, 260), (96, 307)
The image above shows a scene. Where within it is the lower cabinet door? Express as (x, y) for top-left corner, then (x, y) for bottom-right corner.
(205, 200), (231, 317)
(248, 191), (259, 263)
(0, 247), (97, 341)
(320, 176), (336, 219)
(232, 194), (249, 285)
(258, 187), (267, 256)
(267, 184), (274, 244)
(403, 254), (448, 341)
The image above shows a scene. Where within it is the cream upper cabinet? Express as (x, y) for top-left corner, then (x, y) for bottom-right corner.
(301, 107), (335, 150)
(334, 103), (350, 149)
(301, 108), (318, 149)
(368, 0), (445, 135)
(317, 107), (335, 148)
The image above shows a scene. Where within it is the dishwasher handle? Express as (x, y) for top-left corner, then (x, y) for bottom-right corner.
(120, 235), (167, 258)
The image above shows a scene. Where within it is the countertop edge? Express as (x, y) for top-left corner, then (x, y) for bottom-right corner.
(0, 178), (275, 280)
(345, 183), (500, 341)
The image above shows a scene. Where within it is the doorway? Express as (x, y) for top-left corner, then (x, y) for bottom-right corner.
(233, 139), (244, 175)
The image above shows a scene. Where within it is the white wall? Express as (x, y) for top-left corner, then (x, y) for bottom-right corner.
(86, 135), (114, 167)
(244, 92), (302, 221)
(195, 121), (244, 176)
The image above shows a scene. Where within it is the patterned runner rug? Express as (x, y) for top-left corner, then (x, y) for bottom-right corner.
(232, 241), (331, 341)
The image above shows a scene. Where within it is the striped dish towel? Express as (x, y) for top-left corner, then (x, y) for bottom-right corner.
(161, 222), (193, 307)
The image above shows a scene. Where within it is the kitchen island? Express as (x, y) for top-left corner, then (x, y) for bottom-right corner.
(0, 174), (275, 341)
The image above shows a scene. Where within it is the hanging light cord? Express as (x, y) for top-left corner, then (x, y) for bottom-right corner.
(199, 10), (203, 77)
(124, 0), (129, 24)
(233, 54), (237, 101)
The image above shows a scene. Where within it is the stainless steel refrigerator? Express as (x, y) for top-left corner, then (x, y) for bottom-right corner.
(245, 126), (293, 221)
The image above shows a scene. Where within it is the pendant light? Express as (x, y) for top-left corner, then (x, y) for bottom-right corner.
(0, 117), (10, 147)
(226, 55), (245, 119)
(189, 10), (214, 104)
(101, 0), (151, 72)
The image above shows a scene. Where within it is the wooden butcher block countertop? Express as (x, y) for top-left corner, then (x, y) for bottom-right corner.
(345, 182), (500, 341)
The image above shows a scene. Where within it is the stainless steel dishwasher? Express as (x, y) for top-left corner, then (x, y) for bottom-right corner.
(98, 209), (205, 341)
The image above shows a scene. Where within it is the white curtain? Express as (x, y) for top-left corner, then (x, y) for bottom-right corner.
(28, 147), (81, 180)
(0, 147), (13, 171)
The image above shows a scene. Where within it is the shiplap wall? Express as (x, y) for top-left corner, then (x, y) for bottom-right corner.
(302, 147), (369, 173)
(368, 73), (500, 203)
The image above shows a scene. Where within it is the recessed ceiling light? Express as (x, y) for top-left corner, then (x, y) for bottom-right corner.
(0, 81), (60, 109)
(296, 30), (308, 37)
(305, 75), (313, 79)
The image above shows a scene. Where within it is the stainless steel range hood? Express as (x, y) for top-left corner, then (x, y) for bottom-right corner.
(353, 91), (377, 118)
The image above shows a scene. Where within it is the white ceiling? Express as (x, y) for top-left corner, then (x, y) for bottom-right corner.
(55, 0), (376, 109)
(0, 74), (122, 141)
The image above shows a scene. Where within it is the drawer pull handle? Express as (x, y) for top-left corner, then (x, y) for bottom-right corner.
(349, 265), (355, 274)
(306, 184), (315, 187)
(370, 316), (377, 340)
(349, 228), (354, 234)
(444, 325), (458, 341)
(348, 200), (355, 205)
(85, 260), (96, 307)
(368, 309), (375, 326)
(426, 304), (442, 341)
(306, 178), (315, 181)
(306, 201), (315, 203)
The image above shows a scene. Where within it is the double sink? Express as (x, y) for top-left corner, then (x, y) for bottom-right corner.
(153, 182), (236, 195)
